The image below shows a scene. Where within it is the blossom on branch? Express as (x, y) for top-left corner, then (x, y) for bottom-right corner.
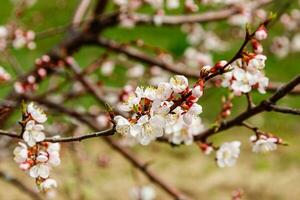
(114, 75), (204, 145)
(216, 141), (241, 168)
(13, 102), (60, 193)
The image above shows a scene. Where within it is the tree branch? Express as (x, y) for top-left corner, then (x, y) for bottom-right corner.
(21, 96), (191, 200)
(133, 0), (272, 25)
(194, 74), (300, 141)
(267, 104), (300, 116)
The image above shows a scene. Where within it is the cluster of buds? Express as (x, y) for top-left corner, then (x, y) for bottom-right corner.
(0, 66), (11, 83)
(14, 55), (62, 94)
(216, 94), (234, 121)
(249, 133), (284, 153)
(114, 75), (205, 145)
(0, 26), (36, 51)
(13, 103), (60, 193)
(12, 29), (36, 50)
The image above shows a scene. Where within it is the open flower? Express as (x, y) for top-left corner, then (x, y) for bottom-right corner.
(27, 102), (47, 123)
(182, 103), (202, 125)
(40, 178), (57, 190)
(119, 93), (140, 112)
(169, 75), (188, 93)
(216, 141), (241, 168)
(156, 82), (173, 101)
(167, 117), (204, 145)
(231, 68), (253, 95)
(23, 120), (45, 146)
(250, 135), (277, 153)
(132, 115), (164, 145)
(13, 142), (28, 163)
(29, 163), (50, 178)
(247, 54), (267, 70)
(114, 115), (133, 137)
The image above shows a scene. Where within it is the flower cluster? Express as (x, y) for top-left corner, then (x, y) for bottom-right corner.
(269, 8), (300, 58)
(13, 103), (60, 193)
(114, 75), (204, 145)
(220, 27), (269, 95)
(14, 55), (63, 94)
(12, 29), (36, 50)
(0, 25), (36, 51)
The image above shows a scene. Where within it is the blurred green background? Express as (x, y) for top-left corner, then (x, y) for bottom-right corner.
(0, 0), (299, 199)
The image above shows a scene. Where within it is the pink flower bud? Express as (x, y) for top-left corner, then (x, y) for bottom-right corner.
(255, 26), (268, 40)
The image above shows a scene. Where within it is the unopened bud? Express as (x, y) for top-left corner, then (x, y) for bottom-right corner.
(200, 65), (211, 78)
(255, 25), (268, 40)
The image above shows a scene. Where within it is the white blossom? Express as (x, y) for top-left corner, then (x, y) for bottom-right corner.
(127, 64), (145, 78)
(130, 185), (156, 200)
(166, 117), (204, 145)
(169, 75), (188, 93)
(155, 82), (173, 101)
(231, 68), (253, 95)
(0, 26), (8, 38)
(13, 142), (28, 163)
(101, 60), (115, 76)
(23, 120), (45, 147)
(132, 115), (164, 145)
(114, 116), (132, 136)
(40, 178), (57, 190)
(0, 66), (11, 81)
(247, 54), (267, 71)
(29, 163), (50, 178)
(216, 141), (241, 168)
(182, 103), (202, 125)
(166, 0), (179, 9)
(27, 102), (47, 123)
(291, 34), (300, 52)
(250, 135), (277, 153)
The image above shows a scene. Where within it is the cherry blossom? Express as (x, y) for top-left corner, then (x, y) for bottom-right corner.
(250, 135), (278, 153)
(169, 75), (188, 93)
(254, 26), (268, 40)
(114, 75), (204, 145)
(216, 141), (241, 168)
(0, 66), (11, 82)
(166, 117), (204, 145)
(130, 185), (156, 200)
(29, 163), (50, 178)
(40, 178), (57, 191)
(23, 120), (45, 147)
(27, 102), (47, 123)
(13, 142), (28, 163)
(114, 115), (133, 136)
(132, 115), (164, 145)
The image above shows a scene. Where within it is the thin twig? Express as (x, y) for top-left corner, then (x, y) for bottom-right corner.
(267, 104), (300, 115)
